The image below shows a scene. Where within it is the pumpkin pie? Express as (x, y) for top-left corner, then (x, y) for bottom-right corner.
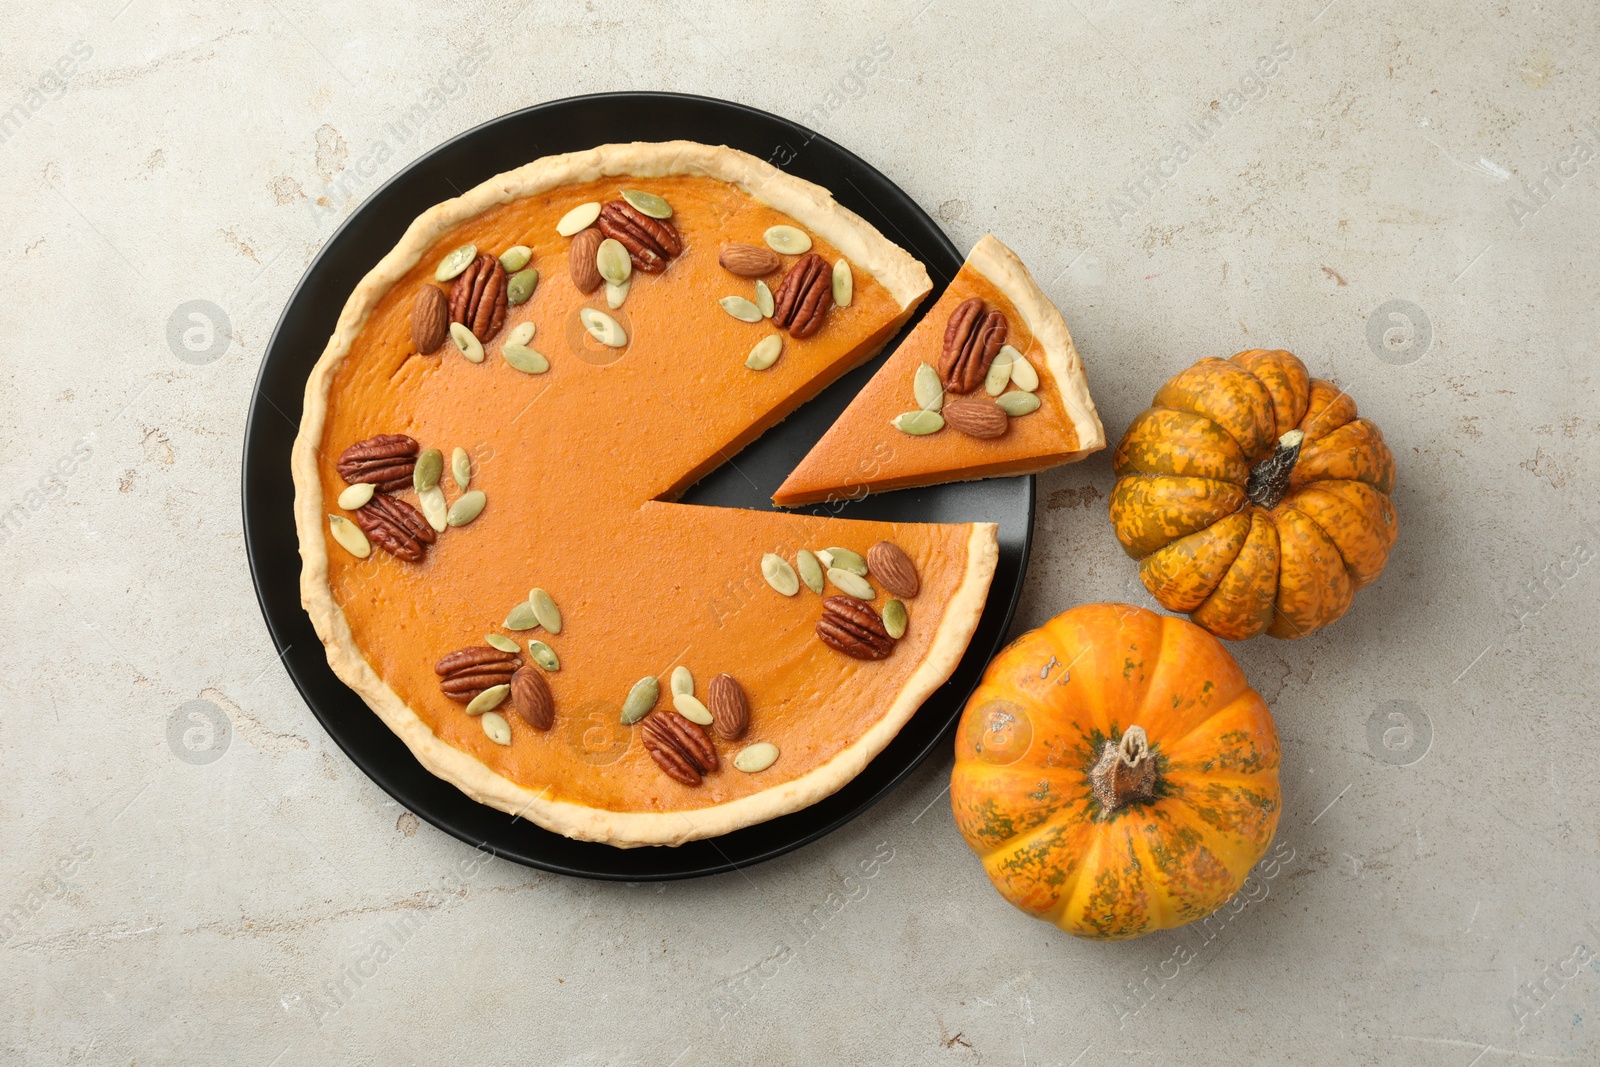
(293, 142), (1000, 847)
(773, 234), (1105, 506)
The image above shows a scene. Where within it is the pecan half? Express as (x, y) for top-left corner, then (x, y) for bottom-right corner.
(353, 494), (436, 563)
(641, 708), (719, 786)
(449, 253), (508, 340)
(435, 646), (522, 703)
(771, 253), (834, 338)
(596, 200), (682, 274)
(336, 434), (418, 492)
(511, 667), (554, 730)
(707, 672), (749, 740)
(817, 595), (896, 659)
(939, 298), (1008, 394)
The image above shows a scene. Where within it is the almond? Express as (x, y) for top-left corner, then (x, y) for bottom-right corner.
(569, 227), (604, 294)
(511, 667), (554, 731)
(707, 672), (749, 740)
(411, 285), (449, 354)
(719, 243), (780, 277)
(867, 540), (919, 598)
(941, 396), (1009, 440)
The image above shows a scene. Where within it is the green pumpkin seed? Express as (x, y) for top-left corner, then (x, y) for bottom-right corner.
(337, 482), (375, 510)
(417, 486), (448, 532)
(671, 665), (694, 698)
(762, 553), (800, 596)
(446, 490), (486, 526)
(451, 447), (471, 490)
(579, 308), (627, 348)
(528, 640), (560, 671)
(621, 189), (673, 219)
(449, 321), (484, 363)
(596, 238), (632, 285)
(833, 259), (853, 307)
(434, 243), (477, 281)
(327, 514), (370, 558)
(529, 588), (562, 634)
(605, 278), (629, 309)
(505, 601), (538, 631)
(825, 547), (868, 576)
(465, 684), (510, 717)
(413, 448), (443, 492)
(914, 362), (944, 412)
(892, 410), (944, 435)
(827, 567), (873, 600)
(998, 391), (1041, 416)
(498, 245), (532, 273)
(746, 335), (783, 370)
(673, 693), (714, 725)
(486, 633), (520, 653)
(734, 742), (780, 773)
(507, 268), (539, 306)
(507, 321), (535, 347)
(795, 549), (824, 594)
(720, 296), (762, 323)
(882, 599), (908, 639)
(1010, 351), (1039, 392)
(481, 711), (512, 745)
(764, 225), (811, 255)
(620, 676), (659, 724)
(985, 346), (1016, 396)
(502, 343), (550, 374)
(754, 280), (774, 318)
(556, 201), (601, 237)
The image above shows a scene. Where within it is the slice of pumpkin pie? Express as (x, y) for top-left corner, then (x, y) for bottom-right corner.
(773, 234), (1105, 507)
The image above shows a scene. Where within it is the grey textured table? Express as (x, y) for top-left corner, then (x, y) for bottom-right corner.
(3, 1), (1596, 1063)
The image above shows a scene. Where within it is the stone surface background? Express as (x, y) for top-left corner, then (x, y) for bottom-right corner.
(2, 1), (1597, 1063)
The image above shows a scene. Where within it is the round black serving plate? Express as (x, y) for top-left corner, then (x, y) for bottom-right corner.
(242, 93), (1033, 880)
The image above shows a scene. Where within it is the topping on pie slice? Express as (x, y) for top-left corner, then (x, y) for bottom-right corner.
(773, 234), (1106, 506)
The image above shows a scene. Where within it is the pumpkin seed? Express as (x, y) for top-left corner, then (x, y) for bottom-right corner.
(528, 640), (560, 671)
(435, 243), (477, 281)
(620, 676), (659, 725)
(579, 308), (627, 348)
(734, 742), (779, 773)
(465, 684), (510, 717)
(502, 343), (550, 374)
(914, 362), (944, 412)
(762, 553), (800, 596)
(1009, 351), (1039, 392)
(825, 547), (868, 576)
(882, 599), (908, 639)
(605, 278), (630, 309)
(754, 280), (774, 318)
(827, 567), (873, 600)
(529, 588), (562, 634)
(816, 549), (834, 568)
(481, 711), (512, 745)
(507, 268), (539, 306)
(449, 321), (484, 363)
(451, 447), (471, 490)
(446, 490), (486, 526)
(596, 238), (632, 285)
(892, 410), (944, 435)
(764, 225), (811, 255)
(417, 486), (448, 531)
(505, 601), (538, 631)
(670, 665), (694, 698)
(337, 482), (375, 510)
(556, 201), (601, 236)
(507, 321), (536, 347)
(413, 448), (443, 492)
(673, 693), (714, 726)
(486, 633), (520, 653)
(327, 514), (370, 558)
(745, 334), (783, 370)
(621, 188), (673, 218)
(998, 391), (1041, 417)
(795, 549), (824, 594)
(720, 296), (762, 323)
(833, 259), (853, 307)
(985, 347), (1016, 396)
(498, 245), (532, 273)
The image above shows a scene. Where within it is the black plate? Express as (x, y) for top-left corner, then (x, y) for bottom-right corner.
(242, 93), (1033, 880)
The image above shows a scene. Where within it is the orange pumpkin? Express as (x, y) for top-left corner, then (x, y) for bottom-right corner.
(1110, 349), (1397, 640)
(951, 603), (1280, 941)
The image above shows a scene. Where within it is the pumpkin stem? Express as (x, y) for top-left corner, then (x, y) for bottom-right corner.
(1091, 725), (1159, 819)
(1245, 429), (1304, 510)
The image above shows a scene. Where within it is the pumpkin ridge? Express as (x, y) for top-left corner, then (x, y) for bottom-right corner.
(1155, 688), (1273, 758)
(1275, 499), (1365, 587)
